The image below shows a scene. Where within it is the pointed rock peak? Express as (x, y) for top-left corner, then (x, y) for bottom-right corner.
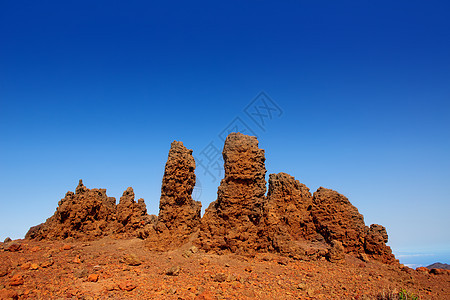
(159, 139), (199, 227)
(147, 139), (201, 250)
(119, 187), (135, 204)
(75, 179), (87, 194)
(167, 141), (194, 161)
(122, 187), (134, 197)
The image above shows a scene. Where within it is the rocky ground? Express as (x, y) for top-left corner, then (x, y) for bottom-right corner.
(1, 237), (449, 300)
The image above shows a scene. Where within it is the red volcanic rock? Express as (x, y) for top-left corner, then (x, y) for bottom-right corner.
(118, 281), (137, 291)
(327, 240), (345, 263)
(430, 268), (449, 275)
(364, 224), (396, 264)
(87, 274), (99, 282)
(26, 180), (152, 240)
(0, 264), (10, 277)
(5, 243), (21, 252)
(261, 173), (321, 257)
(0, 289), (18, 300)
(116, 187), (156, 237)
(197, 133), (267, 254)
(311, 187), (366, 253)
(25, 180), (117, 240)
(148, 141), (201, 249)
(264, 173), (316, 240)
(416, 267), (430, 274)
(9, 274), (24, 286)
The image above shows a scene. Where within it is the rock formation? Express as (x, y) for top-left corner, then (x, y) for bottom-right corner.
(197, 133), (267, 254)
(147, 141), (201, 249)
(26, 180), (153, 240)
(25, 132), (398, 265)
(364, 224), (396, 263)
(310, 187), (367, 253)
(260, 172), (326, 259)
(116, 187), (156, 236)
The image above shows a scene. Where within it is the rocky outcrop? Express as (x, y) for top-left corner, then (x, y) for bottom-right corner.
(263, 173), (316, 240)
(260, 172), (326, 259)
(26, 180), (152, 240)
(197, 133), (267, 254)
(311, 187), (366, 253)
(24, 133), (398, 266)
(116, 187), (156, 236)
(147, 141), (201, 249)
(364, 224), (396, 263)
(327, 240), (345, 262)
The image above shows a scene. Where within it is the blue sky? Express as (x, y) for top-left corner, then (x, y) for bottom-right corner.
(1, 1), (449, 267)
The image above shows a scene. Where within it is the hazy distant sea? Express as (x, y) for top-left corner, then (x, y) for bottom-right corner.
(395, 250), (450, 269)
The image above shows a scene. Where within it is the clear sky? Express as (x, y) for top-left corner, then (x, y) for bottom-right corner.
(1, 1), (449, 267)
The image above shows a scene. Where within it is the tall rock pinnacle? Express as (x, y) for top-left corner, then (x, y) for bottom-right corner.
(148, 141), (201, 249)
(197, 132), (267, 254)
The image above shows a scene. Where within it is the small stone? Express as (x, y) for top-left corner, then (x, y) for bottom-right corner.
(40, 259), (54, 268)
(30, 246), (40, 252)
(20, 262), (31, 270)
(297, 283), (307, 290)
(0, 265), (9, 277)
(87, 274), (99, 282)
(416, 267), (429, 274)
(72, 256), (82, 264)
(182, 250), (193, 258)
(0, 289), (18, 299)
(30, 263), (39, 270)
(105, 284), (117, 291)
(74, 268), (88, 278)
(213, 273), (227, 282)
(3, 237), (12, 243)
(62, 244), (72, 250)
(118, 281), (136, 291)
(166, 266), (181, 276)
(327, 240), (345, 263)
(120, 254), (142, 266)
(359, 253), (370, 263)
(226, 274), (237, 282)
(195, 291), (214, 300)
(5, 243), (21, 252)
(10, 274), (24, 286)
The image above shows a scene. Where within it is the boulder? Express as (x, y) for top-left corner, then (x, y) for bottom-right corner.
(327, 240), (345, 263)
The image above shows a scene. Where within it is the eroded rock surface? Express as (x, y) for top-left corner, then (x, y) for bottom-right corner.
(364, 224), (396, 263)
(147, 141), (201, 250)
(116, 187), (156, 237)
(197, 132), (267, 254)
(311, 187), (366, 253)
(261, 172), (326, 259)
(24, 133), (398, 265)
(26, 180), (151, 240)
